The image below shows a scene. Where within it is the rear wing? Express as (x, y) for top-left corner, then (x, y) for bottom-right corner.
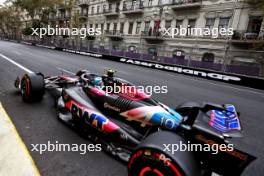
(189, 103), (242, 139)
(191, 103), (255, 175)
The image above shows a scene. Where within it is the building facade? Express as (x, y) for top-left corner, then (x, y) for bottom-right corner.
(48, 0), (264, 75)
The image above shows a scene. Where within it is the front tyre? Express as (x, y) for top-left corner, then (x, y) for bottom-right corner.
(128, 131), (201, 176)
(21, 73), (45, 102)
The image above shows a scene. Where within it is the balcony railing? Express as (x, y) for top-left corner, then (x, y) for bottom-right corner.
(105, 30), (123, 38)
(76, 0), (89, 6)
(122, 1), (144, 14)
(57, 14), (71, 20)
(103, 7), (120, 16)
(141, 30), (165, 41)
(57, 5), (66, 10)
(79, 12), (88, 18)
(48, 16), (57, 21)
(231, 30), (264, 42)
(170, 0), (202, 9)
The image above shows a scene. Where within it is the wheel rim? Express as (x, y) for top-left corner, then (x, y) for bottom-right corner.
(129, 149), (183, 176)
(139, 166), (164, 176)
(21, 78), (30, 98)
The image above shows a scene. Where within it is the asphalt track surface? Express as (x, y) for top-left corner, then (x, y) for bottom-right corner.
(0, 40), (263, 176)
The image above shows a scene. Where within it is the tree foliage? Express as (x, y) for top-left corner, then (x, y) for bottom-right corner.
(0, 4), (23, 39)
(12, 0), (63, 19)
(0, 0), (64, 38)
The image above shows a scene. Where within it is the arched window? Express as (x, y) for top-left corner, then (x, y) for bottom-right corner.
(128, 45), (136, 53)
(148, 47), (157, 56)
(202, 53), (215, 62)
(112, 45), (120, 50)
(172, 50), (185, 59)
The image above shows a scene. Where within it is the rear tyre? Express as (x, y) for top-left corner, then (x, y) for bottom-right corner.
(21, 73), (45, 102)
(128, 131), (201, 176)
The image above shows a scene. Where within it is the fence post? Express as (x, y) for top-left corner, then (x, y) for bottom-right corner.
(123, 43), (126, 58)
(109, 41), (112, 56)
(140, 33), (143, 60)
(222, 40), (230, 72)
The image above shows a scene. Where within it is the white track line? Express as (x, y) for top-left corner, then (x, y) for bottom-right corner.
(0, 53), (33, 74)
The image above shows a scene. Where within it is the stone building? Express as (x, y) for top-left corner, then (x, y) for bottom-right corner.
(48, 0), (264, 76)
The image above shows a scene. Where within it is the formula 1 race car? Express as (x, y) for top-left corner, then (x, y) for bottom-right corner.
(14, 69), (255, 176)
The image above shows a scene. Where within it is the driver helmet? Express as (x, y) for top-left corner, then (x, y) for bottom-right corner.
(104, 69), (116, 78)
(90, 77), (104, 89)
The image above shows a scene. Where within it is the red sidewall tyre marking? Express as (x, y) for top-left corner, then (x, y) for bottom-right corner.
(139, 166), (164, 176)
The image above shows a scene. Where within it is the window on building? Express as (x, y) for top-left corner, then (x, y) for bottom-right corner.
(101, 23), (104, 30)
(128, 45), (136, 52)
(148, 0), (153, 6)
(103, 5), (107, 12)
(107, 23), (110, 31)
(165, 20), (171, 29)
(116, 2), (120, 12)
(62, 12), (66, 18)
(91, 6), (94, 15)
(128, 22), (134, 34)
(84, 8), (88, 16)
(95, 24), (99, 29)
(247, 16), (263, 34)
(112, 44), (120, 50)
(109, 4), (112, 11)
(188, 19), (196, 28)
(131, 1), (136, 9)
(218, 17), (230, 29)
(136, 22), (141, 34)
(159, 0), (170, 5)
(123, 2), (127, 11)
(172, 50), (185, 59)
(113, 23), (117, 32)
(89, 24), (93, 28)
(176, 20), (183, 29)
(145, 21), (150, 32)
(97, 5), (100, 13)
(205, 18), (215, 29)
(148, 47), (157, 56)
(202, 53), (215, 62)
(187, 19), (196, 36)
(120, 23), (124, 34)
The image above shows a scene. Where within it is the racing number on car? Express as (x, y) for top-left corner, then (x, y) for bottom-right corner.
(160, 117), (176, 130)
